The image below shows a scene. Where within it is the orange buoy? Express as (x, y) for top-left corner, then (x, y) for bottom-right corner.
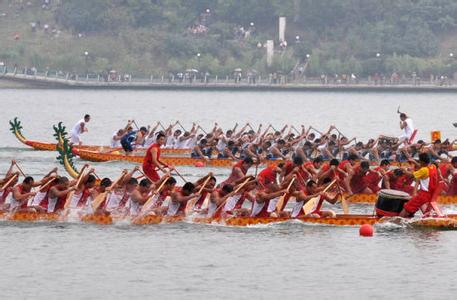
(194, 161), (205, 167)
(359, 224), (374, 237)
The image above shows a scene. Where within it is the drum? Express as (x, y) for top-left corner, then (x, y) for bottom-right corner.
(375, 189), (411, 217)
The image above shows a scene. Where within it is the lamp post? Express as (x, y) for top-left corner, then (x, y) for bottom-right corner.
(84, 51), (89, 75)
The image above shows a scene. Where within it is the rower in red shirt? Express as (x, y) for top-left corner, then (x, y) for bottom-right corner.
(257, 164), (282, 187)
(193, 176), (216, 210)
(251, 184), (287, 218)
(387, 168), (414, 195)
(166, 183), (197, 216)
(143, 133), (171, 182)
(290, 180), (338, 218)
(448, 157), (457, 195)
(350, 161), (381, 194)
(400, 153), (439, 217)
(220, 157), (253, 188)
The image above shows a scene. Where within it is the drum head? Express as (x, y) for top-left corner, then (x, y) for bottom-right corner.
(378, 189), (411, 200)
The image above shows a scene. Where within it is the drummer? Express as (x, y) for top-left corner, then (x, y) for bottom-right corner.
(399, 153), (439, 217)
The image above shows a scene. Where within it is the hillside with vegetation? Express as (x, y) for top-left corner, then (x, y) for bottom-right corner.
(1, 0), (457, 80)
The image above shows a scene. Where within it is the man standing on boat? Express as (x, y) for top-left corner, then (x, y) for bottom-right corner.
(399, 113), (415, 144)
(399, 153), (439, 217)
(143, 133), (172, 182)
(70, 114), (90, 145)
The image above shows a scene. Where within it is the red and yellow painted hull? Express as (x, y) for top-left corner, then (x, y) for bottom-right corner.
(2, 211), (457, 229)
(18, 139), (190, 155)
(72, 148), (284, 167)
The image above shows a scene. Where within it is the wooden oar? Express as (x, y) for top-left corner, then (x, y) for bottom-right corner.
(139, 175), (170, 215)
(132, 120), (140, 130)
(169, 167), (187, 183)
(291, 126), (300, 135)
(91, 173), (126, 211)
(197, 175), (212, 195)
(177, 121), (186, 132)
(213, 177), (252, 217)
(310, 126), (323, 135)
(184, 175), (213, 215)
(334, 178), (350, 214)
(158, 121), (166, 131)
(302, 179), (336, 215)
(0, 174), (18, 192)
(64, 170), (86, 209)
(198, 125), (208, 135)
(38, 178), (56, 192)
(275, 176), (296, 213)
(13, 162), (26, 177)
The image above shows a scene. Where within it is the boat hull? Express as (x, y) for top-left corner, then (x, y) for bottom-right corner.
(2, 211), (457, 230)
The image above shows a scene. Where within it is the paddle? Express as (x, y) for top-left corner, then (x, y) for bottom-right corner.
(275, 176), (296, 213)
(338, 191), (350, 214)
(168, 167), (187, 183)
(91, 173), (126, 211)
(213, 177), (252, 217)
(138, 175), (170, 215)
(177, 121), (186, 132)
(0, 174), (18, 192)
(64, 170), (86, 209)
(291, 126), (300, 135)
(198, 125), (208, 135)
(38, 177), (56, 192)
(302, 179), (336, 215)
(333, 175), (350, 214)
(184, 175), (212, 215)
(13, 161), (26, 177)
(310, 126), (323, 136)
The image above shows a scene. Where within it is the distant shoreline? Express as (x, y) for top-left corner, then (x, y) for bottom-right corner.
(1, 74), (457, 93)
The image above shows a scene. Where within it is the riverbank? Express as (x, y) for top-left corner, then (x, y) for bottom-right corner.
(2, 73), (457, 93)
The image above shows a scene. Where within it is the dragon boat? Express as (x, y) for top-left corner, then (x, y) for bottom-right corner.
(2, 210), (457, 230)
(9, 118), (190, 155)
(54, 130), (457, 205)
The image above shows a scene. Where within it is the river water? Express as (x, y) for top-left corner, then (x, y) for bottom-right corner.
(0, 89), (456, 299)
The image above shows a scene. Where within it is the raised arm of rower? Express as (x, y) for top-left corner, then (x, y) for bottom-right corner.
(279, 124), (288, 136)
(234, 123), (249, 138)
(232, 122), (239, 133)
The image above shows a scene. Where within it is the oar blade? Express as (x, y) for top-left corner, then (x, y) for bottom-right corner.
(302, 196), (319, 215)
(91, 192), (108, 211)
(340, 194), (350, 214)
(64, 191), (75, 209)
(275, 194), (286, 212)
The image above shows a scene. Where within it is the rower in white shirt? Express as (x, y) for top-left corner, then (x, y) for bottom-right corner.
(70, 114), (90, 145)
